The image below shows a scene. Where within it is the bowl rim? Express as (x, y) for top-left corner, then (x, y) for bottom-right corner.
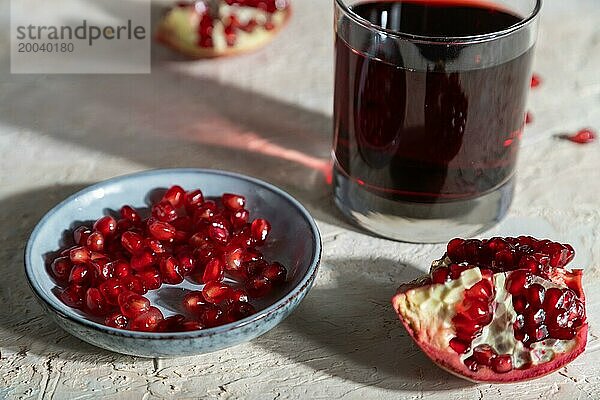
(24, 168), (322, 339)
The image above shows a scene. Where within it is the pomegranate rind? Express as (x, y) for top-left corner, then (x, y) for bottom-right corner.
(155, 5), (291, 59)
(392, 280), (588, 383)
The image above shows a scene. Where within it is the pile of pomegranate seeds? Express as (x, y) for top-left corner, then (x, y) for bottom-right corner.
(49, 185), (288, 332)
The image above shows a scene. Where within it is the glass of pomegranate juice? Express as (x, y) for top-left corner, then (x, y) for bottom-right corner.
(332, 0), (541, 242)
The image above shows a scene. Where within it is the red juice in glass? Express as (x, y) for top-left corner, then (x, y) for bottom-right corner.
(332, 0), (540, 242)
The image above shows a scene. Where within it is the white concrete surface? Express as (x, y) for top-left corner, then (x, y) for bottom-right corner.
(0, 0), (599, 398)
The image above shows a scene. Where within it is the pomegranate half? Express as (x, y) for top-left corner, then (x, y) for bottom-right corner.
(392, 237), (587, 383)
(156, 0), (291, 58)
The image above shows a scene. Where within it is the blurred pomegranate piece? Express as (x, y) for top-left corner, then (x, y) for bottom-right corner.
(156, 0), (291, 58)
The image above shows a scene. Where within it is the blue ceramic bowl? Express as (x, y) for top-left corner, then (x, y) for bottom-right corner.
(25, 169), (322, 358)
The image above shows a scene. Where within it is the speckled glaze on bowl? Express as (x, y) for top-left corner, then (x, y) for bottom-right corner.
(25, 169), (322, 358)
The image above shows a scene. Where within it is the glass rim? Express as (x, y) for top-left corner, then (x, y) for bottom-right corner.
(334, 0), (542, 44)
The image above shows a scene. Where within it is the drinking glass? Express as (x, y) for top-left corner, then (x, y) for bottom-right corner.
(332, 0), (541, 242)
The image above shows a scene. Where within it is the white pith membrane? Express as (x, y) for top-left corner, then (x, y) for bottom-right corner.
(158, 3), (288, 56)
(395, 258), (578, 370)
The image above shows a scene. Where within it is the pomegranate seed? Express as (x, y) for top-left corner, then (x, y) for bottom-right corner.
(99, 278), (125, 306)
(145, 238), (166, 254)
(241, 248), (263, 263)
(171, 215), (192, 231)
(118, 290), (151, 318)
(121, 275), (146, 294)
(449, 338), (470, 354)
(525, 111), (533, 124)
(116, 218), (133, 233)
(202, 281), (232, 304)
(472, 344), (497, 366)
(250, 219), (270, 245)
(73, 226), (92, 245)
(59, 245), (77, 257)
(464, 356), (478, 372)
(93, 216), (117, 238)
(464, 299), (492, 323)
(261, 262), (287, 285)
(563, 128), (596, 144)
(529, 324), (549, 342)
(226, 301), (256, 322)
(223, 247), (244, 272)
(112, 260), (131, 279)
(130, 250), (156, 271)
(526, 284), (545, 308)
(176, 251), (195, 276)
(183, 291), (206, 315)
(152, 201), (178, 223)
(530, 74), (541, 88)
(85, 288), (110, 316)
(449, 263), (470, 279)
(162, 185), (186, 208)
(120, 205), (142, 223)
(446, 238), (465, 261)
(246, 276), (272, 298)
(230, 209), (249, 229)
(506, 270), (530, 295)
(462, 240), (482, 264)
(197, 303), (224, 327)
(525, 308), (546, 326)
(69, 264), (93, 285)
(184, 189), (204, 212)
(59, 284), (86, 308)
(452, 314), (483, 340)
(245, 259), (268, 278)
(229, 288), (249, 303)
(431, 267), (450, 284)
(242, 19), (257, 32)
(208, 225), (229, 244)
(160, 256), (184, 284)
(512, 296), (527, 314)
(543, 287), (564, 309)
(121, 231), (145, 254)
(157, 314), (186, 332)
(148, 220), (176, 241)
(129, 306), (164, 332)
(86, 231), (105, 252)
(202, 258), (225, 283)
(105, 312), (128, 329)
(465, 279), (494, 300)
(518, 255), (540, 274)
(491, 354), (513, 373)
(264, 21), (275, 31)
(69, 246), (91, 264)
(222, 193), (246, 210)
(180, 320), (204, 331)
(50, 256), (73, 283)
(136, 267), (162, 290)
(93, 259), (114, 282)
(494, 249), (516, 270)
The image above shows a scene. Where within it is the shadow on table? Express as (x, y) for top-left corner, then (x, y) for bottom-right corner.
(0, 185), (132, 362)
(0, 0), (355, 234)
(256, 257), (474, 391)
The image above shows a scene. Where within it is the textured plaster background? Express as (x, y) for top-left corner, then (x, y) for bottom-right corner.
(0, 0), (599, 398)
